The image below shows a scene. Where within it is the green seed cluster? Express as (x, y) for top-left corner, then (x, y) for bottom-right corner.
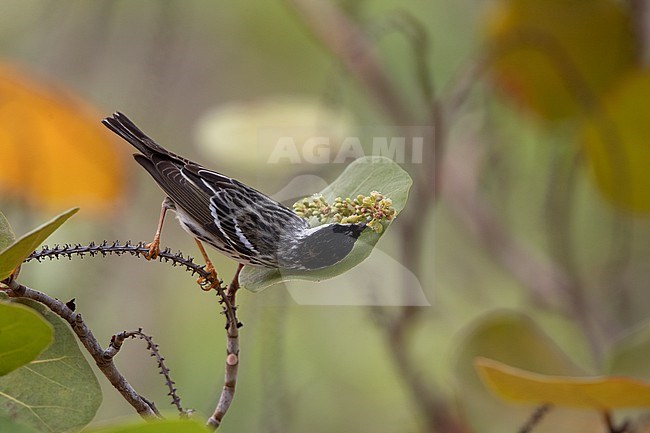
(293, 191), (396, 234)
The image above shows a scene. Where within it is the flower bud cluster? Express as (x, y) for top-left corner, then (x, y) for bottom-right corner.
(293, 195), (332, 221)
(293, 191), (395, 234)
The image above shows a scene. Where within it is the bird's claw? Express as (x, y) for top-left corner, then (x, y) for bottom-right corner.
(197, 263), (220, 291)
(144, 240), (160, 260)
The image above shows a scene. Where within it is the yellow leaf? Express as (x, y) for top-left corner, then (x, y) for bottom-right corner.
(0, 64), (127, 214)
(485, 0), (635, 122)
(476, 357), (650, 409)
(581, 69), (650, 213)
(454, 312), (593, 433)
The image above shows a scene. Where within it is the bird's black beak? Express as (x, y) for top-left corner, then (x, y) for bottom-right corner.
(350, 221), (368, 238)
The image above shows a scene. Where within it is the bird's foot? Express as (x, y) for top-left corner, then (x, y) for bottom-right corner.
(144, 239), (160, 260)
(197, 262), (220, 291)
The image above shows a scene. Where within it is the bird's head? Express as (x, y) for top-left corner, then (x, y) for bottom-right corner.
(329, 221), (368, 239)
(279, 221), (368, 270)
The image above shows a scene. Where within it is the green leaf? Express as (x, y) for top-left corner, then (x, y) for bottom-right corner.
(89, 419), (211, 433)
(606, 321), (650, 380)
(239, 156), (412, 292)
(0, 302), (53, 376)
(0, 208), (78, 280)
(0, 211), (15, 251)
(0, 298), (101, 433)
(0, 415), (41, 433)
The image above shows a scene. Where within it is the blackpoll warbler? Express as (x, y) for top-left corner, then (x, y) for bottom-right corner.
(102, 112), (367, 283)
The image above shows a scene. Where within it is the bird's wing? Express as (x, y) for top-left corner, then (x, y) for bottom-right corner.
(133, 154), (215, 226)
(135, 154), (262, 261)
(187, 167), (305, 222)
(181, 166), (309, 263)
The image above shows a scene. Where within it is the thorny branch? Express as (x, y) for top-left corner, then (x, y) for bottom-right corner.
(1, 240), (241, 428)
(106, 329), (186, 415)
(2, 280), (159, 418)
(26, 241), (214, 280)
(207, 263), (244, 431)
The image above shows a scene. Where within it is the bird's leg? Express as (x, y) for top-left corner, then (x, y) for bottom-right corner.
(145, 198), (173, 260)
(195, 239), (220, 291)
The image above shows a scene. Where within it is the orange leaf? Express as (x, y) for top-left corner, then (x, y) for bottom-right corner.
(476, 357), (650, 409)
(0, 64), (127, 214)
(484, 0), (635, 122)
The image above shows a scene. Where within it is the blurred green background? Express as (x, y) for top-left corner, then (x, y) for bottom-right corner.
(3, 0), (650, 432)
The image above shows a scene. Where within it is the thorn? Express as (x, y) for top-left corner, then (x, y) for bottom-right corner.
(65, 298), (76, 311)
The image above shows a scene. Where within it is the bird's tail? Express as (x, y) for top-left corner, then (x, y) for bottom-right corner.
(102, 112), (167, 157)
